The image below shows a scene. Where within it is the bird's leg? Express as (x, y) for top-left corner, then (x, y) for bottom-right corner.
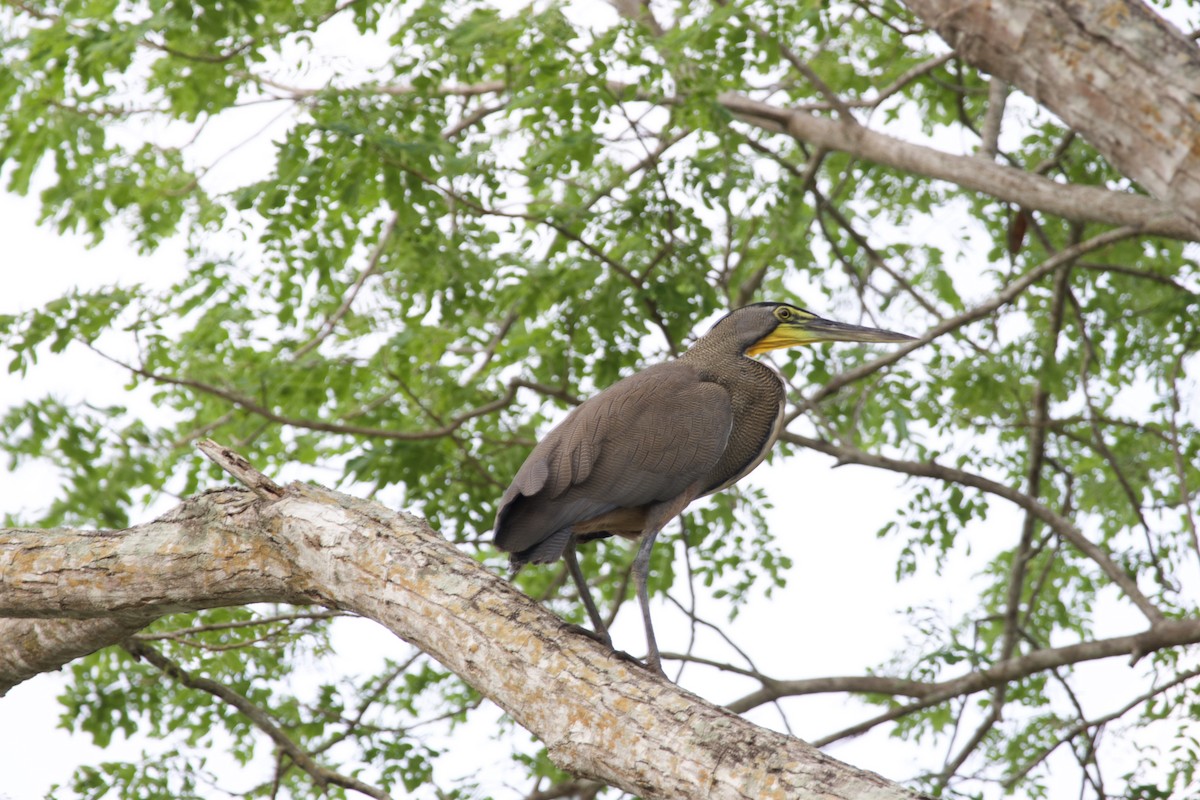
(631, 526), (665, 676)
(563, 538), (613, 649)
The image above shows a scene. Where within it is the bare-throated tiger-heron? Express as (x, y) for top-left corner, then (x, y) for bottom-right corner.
(493, 302), (915, 674)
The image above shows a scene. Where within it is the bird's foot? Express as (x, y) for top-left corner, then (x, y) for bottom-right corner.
(595, 642), (652, 671)
(627, 656), (668, 679)
(562, 622), (614, 649)
(639, 655), (667, 678)
(562, 624), (668, 677)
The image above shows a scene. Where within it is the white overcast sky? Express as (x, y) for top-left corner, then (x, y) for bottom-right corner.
(0, 176), (1162, 796)
(2, 4), (1197, 797)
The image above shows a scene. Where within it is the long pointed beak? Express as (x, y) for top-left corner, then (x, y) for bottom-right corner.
(746, 313), (916, 356)
(796, 316), (917, 344)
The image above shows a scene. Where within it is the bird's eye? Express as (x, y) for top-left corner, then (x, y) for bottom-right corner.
(777, 307), (791, 320)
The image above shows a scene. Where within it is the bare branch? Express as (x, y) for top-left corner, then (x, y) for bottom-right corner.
(804, 225), (1143, 405)
(0, 470), (925, 800)
(781, 432), (1164, 623)
(720, 93), (1197, 240)
(812, 619), (1200, 745)
(900, 0), (1200, 232)
(125, 639), (393, 800)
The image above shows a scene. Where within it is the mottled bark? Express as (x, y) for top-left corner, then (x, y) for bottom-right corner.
(0, 617), (155, 690)
(0, 476), (920, 800)
(901, 0), (1200, 231)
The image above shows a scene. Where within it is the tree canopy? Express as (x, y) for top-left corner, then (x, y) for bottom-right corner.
(1, 0), (1199, 798)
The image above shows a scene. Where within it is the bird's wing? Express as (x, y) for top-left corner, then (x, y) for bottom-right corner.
(494, 362), (733, 560)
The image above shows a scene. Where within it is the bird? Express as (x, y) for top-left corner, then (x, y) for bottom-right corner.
(493, 302), (915, 674)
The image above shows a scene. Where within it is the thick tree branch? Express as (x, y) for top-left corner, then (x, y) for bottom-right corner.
(0, 444), (924, 800)
(5, 443), (1194, 795)
(0, 491), (304, 619)
(227, 70), (1198, 240)
(720, 94), (1198, 241)
(900, 0), (1200, 232)
(0, 617), (157, 695)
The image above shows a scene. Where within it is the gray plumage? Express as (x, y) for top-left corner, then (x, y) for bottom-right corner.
(496, 306), (783, 565)
(493, 302), (914, 673)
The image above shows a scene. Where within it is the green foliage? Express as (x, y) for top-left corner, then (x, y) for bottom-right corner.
(2, 0), (1199, 798)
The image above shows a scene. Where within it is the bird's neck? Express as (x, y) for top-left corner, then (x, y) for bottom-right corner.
(679, 328), (756, 363)
(680, 344), (780, 389)
(679, 343), (787, 495)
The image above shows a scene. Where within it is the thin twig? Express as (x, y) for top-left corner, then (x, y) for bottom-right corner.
(1004, 665), (1200, 788)
(1066, 288), (1170, 589)
(124, 640), (393, 800)
(90, 343), (532, 444)
(808, 619), (1200, 746)
(793, 52), (955, 112)
(134, 610), (346, 640)
(293, 212), (400, 359)
(782, 431), (1164, 623)
(803, 225), (1143, 406)
(1167, 354), (1200, 562)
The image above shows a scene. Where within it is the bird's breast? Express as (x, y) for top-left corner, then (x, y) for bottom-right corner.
(700, 358), (786, 495)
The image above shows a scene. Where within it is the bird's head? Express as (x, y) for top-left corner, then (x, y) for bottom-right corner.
(711, 302), (916, 356)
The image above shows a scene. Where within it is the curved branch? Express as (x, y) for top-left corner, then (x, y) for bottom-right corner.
(720, 93), (1198, 241)
(0, 444), (923, 800)
(800, 225), (1142, 406)
(900, 0), (1200, 232)
(780, 433), (1163, 623)
(229, 70), (1197, 241)
(811, 618), (1200, 746)
(125, 640), (392, 800)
